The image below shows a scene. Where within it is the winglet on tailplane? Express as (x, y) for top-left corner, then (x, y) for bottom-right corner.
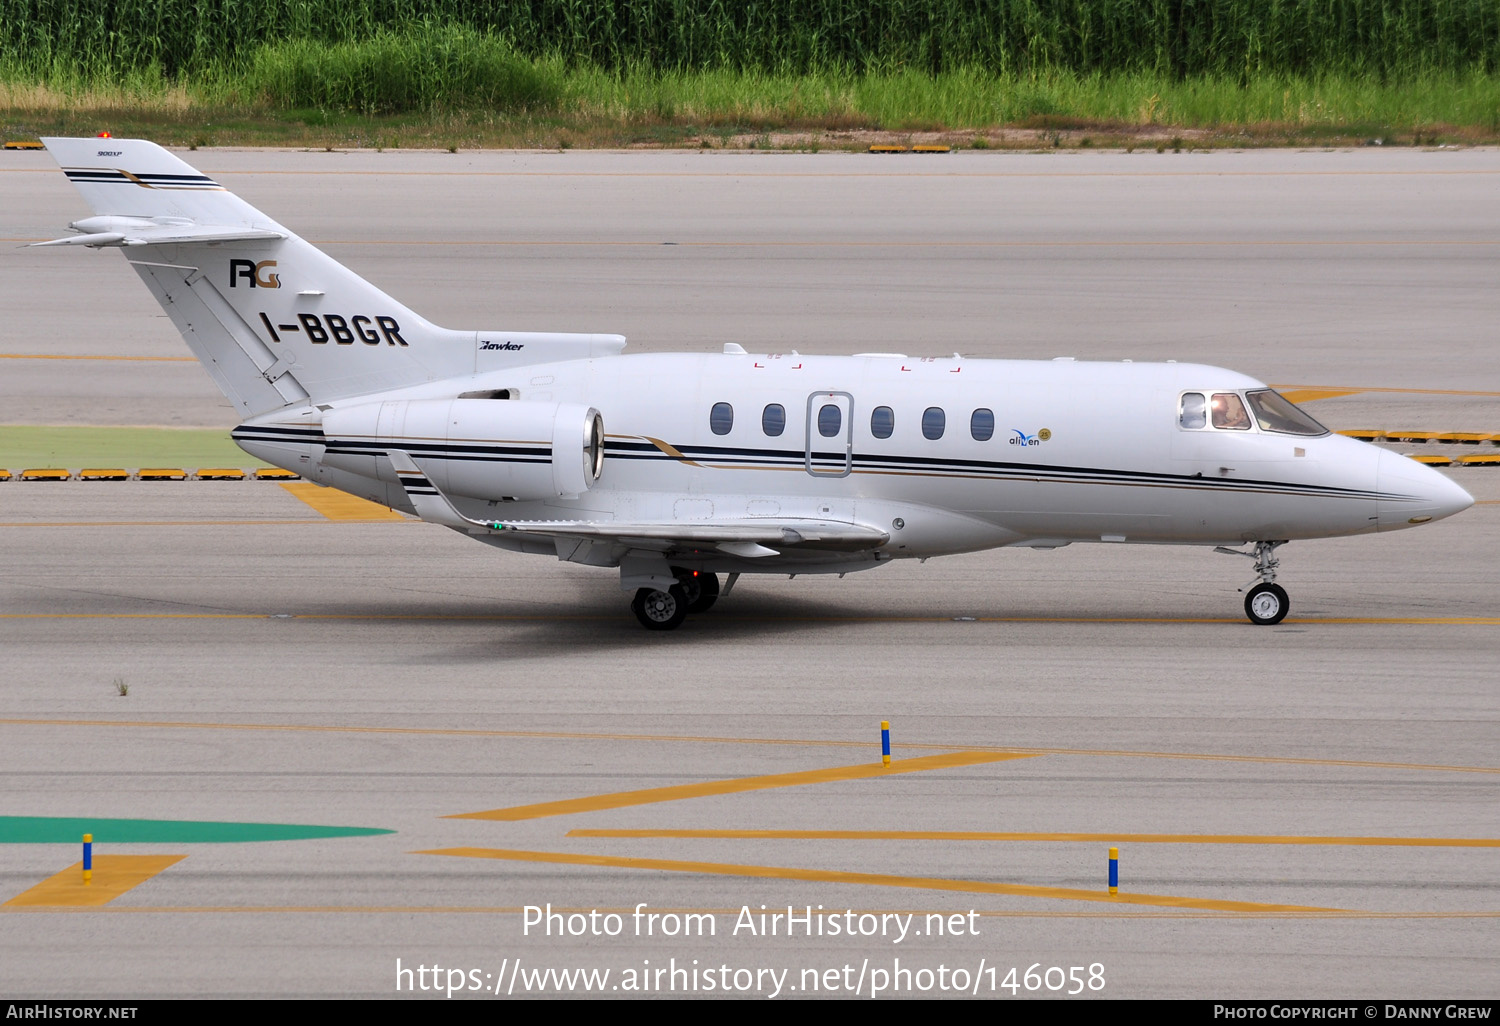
(38, 138), (626, 419)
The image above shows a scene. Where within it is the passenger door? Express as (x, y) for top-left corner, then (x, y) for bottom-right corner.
(805, 391), (854, 477)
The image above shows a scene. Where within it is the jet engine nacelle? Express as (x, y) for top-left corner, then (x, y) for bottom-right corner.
(321, 398), (603, 500)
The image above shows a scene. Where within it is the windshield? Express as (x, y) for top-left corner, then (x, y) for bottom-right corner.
(1245, 389), (1328, 436)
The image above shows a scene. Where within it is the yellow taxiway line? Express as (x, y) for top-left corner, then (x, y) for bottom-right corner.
(569, 828), (1500, 848)
(2, 718), (1496, 776)
(419, 847), (1340, 913)
(450, 751), (1034, 822)
(3, 856), (184, 908)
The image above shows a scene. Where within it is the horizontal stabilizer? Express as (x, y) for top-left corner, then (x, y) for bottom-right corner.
(31, 215), (286, 248)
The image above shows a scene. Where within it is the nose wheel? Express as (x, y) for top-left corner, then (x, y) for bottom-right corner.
(1215, 540), (1290, 626)
(1244, 582), (1289, 625)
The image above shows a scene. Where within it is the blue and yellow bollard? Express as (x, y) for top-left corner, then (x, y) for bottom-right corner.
(83, 833), (93, 885)
(881, 721), (891, 767)
(1108, 846), (1118, 895)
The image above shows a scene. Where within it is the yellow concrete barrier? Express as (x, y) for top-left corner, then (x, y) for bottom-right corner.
(195, 468), (247, 480)
(1336, 429), (1383, 442)
(912, 145), (951, 153)
(0, 469), (10, 481)
(3, 141), (44, 150)
(1407, 454), (1452, 466)
(19, 468), (71, 481)
(1436, 432), (1490, 444)
(77, 468), (130, 481)
(253, 468), (300, 480)
(868, 145), (907, 153)
(1385, 431), (1444, 444)
(136, 468), (186, 481)
(1457, 454), (1500, 467)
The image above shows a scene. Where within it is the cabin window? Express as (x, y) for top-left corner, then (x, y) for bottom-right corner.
(871, 406), (894, 439)
(1179, 392), (1207, 429)
(922, 407), (946, 440)
(762, 403), (785, 437)
(1211, 392), (1251, 431)
(1245, 389), (1328, 436)
(710, 402), (734, 435)
(817, 403), (842, 438)
(970, 408), (995, 441)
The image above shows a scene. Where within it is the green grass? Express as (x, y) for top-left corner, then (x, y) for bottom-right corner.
(6, 63), (1500, 148)
(5, 1), (1500, 79)
(0, 427), (267, 470)
(6, 15), (1500, 146)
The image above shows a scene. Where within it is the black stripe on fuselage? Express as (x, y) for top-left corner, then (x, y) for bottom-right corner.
(607, 439), (1406, 502)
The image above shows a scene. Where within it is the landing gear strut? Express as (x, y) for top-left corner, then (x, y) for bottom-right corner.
(1215, 541), (1289, 626)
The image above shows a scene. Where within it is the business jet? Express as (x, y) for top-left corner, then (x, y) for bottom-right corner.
(32, 137), (1473, 629)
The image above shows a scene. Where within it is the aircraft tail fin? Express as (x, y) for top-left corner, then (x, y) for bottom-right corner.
(38, 138), (624, 420)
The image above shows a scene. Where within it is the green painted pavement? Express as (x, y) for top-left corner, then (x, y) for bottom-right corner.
(0, 426), (269, 470)
(0, 816), (393, 843)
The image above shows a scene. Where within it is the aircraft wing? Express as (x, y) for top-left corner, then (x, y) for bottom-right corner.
(482, 518), (888, 557)
(386, 449), (887, 557)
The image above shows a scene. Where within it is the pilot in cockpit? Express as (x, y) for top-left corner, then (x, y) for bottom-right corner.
(1212, 392), (1252, 430)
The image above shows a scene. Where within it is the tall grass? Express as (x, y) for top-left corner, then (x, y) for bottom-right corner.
(244, 26), (560, 113)
(3, 0), (1499, 81)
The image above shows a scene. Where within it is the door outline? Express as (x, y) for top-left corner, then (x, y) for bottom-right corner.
(805, 391), (854, 478)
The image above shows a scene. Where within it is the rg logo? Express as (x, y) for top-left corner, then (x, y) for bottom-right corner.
(229, 259), (281, 289)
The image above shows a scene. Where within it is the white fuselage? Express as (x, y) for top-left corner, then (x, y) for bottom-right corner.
(235, 351), (1470, 576)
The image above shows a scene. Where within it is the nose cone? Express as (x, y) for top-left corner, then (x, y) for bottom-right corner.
(1375, 448), (1475, 530)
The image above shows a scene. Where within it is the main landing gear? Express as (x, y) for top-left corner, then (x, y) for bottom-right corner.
(630, 569), (729, 631)
(1215, 541), (1289, 626)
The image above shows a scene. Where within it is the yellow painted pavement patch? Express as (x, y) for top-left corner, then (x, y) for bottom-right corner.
(279, 482), (405, 521)
(3, 855), (184, 907)
(418, 847), (1340, 913)
(2, 718), (1497, 775)
(450, 751), (1035, 822)
(1275, 388), (1365, 404)
(569, 829), (1500, 848)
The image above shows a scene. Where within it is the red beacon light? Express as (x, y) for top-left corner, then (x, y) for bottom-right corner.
(96, 131), (111, 138)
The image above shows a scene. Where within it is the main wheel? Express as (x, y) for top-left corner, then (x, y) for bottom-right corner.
(1244, 583), (1289, 625)
(673, 569), (720, 614)
(631, 585), (689, 631)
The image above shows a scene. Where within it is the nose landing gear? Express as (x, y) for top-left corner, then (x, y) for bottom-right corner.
(1215, 541), (1289, 625)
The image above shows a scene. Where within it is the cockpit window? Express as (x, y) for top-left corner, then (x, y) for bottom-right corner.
(1245, 389), (1329, 436)
(1211, 392), (1252, 430)
(1179, 392), (1206, 429)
